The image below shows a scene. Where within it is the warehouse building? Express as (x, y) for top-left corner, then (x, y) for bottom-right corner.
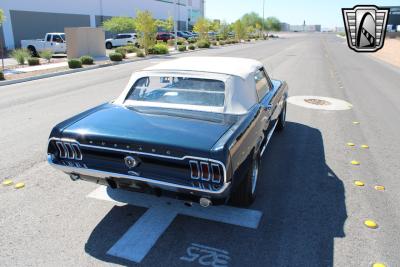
(0, 0), (205, 50)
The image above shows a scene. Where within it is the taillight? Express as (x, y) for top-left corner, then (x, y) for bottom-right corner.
(54, 141), (83, 161)
(189, 160), (223, 183)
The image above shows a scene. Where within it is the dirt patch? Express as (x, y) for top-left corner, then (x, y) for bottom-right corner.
(371, 38), (400, 68)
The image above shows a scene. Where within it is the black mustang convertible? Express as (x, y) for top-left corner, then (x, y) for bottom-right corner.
(47, 57), (288, 207)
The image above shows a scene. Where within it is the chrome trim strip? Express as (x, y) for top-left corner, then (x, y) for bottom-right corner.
(200, 162), (210, 181)
(64, 143), (75, 159)
(71, 143), (83, 160)
(211, 163), (222, 183)
(260, 119), (278, 156)
(47, 155), (230, 195)
(56, 141), (67, 158)
(48, 137), (227, 184)
(189, 160), (200, 180)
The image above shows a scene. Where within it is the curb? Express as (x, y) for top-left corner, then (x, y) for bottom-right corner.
(0, 41), (265, 87)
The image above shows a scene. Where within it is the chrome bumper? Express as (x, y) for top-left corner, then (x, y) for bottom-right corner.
(47, 154), (231, 197)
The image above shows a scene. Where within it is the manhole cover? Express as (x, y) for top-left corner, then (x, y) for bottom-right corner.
(304, 98), (331, 106)
(287, 96), (352, 111)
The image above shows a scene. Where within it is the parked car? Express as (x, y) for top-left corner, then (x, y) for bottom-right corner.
(21, 32), (66, 56)
(156, 32), (175, 42)
(176, 31), (192, 39)
(105, 33), (138, 49)
(47, 57), (288, 207)
(183, 31), (194, 36)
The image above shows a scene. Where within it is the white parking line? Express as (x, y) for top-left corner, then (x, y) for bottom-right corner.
(87, 186), (263, 263)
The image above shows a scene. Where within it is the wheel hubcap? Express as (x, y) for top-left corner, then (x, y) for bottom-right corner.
(251, 159), (259, 194)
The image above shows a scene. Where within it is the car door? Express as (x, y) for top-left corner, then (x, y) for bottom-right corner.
(255, 67), (277, 149)
(260, 68), (282, 135)
(51, 34), (65, 53)
(45, 34), (53, 50)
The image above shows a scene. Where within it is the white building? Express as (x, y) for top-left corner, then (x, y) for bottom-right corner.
(0, 0), (205, 49)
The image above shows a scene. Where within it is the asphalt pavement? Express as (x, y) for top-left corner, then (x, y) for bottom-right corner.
(0, 33), (399, 267)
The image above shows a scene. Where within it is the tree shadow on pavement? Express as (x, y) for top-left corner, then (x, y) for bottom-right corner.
(84, 121), (347, 267)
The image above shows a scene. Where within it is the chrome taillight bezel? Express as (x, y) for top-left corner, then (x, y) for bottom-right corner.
(189, 160), (223, 184)
(55, 141), (83, 161)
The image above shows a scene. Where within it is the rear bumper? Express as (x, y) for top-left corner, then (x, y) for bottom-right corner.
(47, 154), (231, 202)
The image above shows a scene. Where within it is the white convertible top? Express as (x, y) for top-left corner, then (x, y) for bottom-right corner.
(145, 57), (263, 80)
(115, 57), (264, 114)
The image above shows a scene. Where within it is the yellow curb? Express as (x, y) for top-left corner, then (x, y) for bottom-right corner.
(354, 181), (365, 186)
(2, 179), (13, 186)
(347, 142), (355, 147)
(352, 121), (360, 125)
(372, 263), (386, 267)
(351, 160), (360, 165)
(361, 144), (369, 149)
(364, 219), (378, 229)
(14, 182), (25, 189)
(374, 185), (385, 191)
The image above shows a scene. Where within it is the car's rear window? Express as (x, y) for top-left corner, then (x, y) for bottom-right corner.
(125, 76), (225, 107)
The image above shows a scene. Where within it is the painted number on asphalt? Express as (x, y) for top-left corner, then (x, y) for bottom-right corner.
(180, 243), (231, 267)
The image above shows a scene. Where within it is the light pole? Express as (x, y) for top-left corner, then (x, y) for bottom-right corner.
(174, 0), (178, 50)
(262, 0), (265, 37)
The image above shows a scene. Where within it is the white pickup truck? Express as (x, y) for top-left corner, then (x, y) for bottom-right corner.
(21, 33), (66, 56)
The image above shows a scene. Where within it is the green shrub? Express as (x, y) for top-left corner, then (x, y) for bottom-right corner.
(27, 58), (40, 66)
(68, 59), (82, 69)
(11, 48), (30, 65)
(80, 55), (94, 65)
(167, 39), (175, 46)
(188, 44), (195, 50)
(196, 40), (210, 48)
(188, 38), (197, 44)
(136, 50), (146, 57)
(176, 37), (186, 45)
(39, 49), (53, 63)
(123, 45), (139, 53)
(109, 52), (123, 61)
(178, 45), (187, 52)
(219, 41), (226, 46)
(211, 41), (218, 46)
(148, 43), (169, 54)
(115, 47), (127, 58)
(0, 71), (4, 81)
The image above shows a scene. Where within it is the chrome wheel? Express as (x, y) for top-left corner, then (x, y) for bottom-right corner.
(251, 159), (259, 195)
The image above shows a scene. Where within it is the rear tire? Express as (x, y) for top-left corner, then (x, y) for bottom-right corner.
(230, 153), (260, 207)
(27, 46), (38, 57)
(106, 42), (113, 49)
(276, 101), (287, 132)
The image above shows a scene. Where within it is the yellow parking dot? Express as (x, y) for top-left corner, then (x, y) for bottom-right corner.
(347, 142), (355, 147)
(364, 219), (378, 229)
(353, 121), (360, 125)
(374, 185), (385, 191)
(351, 160), (360, 165)
(14, 182), (25, 189)
(372, 263), (386, 267)
(354, 181), (365, 186)
(361, 144), (369, 149)
(2, 179), (13, 186)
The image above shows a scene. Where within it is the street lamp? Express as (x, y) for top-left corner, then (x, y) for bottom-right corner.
(174, 0), (178, 50)
(262, 0), (265, 37)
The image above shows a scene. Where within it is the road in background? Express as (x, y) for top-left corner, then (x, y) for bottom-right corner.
(0, 33), (399, 266)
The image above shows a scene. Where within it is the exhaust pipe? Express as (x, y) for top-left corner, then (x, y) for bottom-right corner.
(199, 198), (212, 208)
(69, 173), (80, 181)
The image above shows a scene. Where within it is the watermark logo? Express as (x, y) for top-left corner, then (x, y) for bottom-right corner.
(342, 5), (389, 52)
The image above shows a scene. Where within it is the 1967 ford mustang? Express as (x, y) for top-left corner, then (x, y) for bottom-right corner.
(47, 57), (288, 206)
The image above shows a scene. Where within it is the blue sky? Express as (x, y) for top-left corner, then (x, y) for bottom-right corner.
(205, 0), (399, 28)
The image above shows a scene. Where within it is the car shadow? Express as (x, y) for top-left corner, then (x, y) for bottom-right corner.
(254, 121), (347, 266)
(84, 121), (347, 267)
